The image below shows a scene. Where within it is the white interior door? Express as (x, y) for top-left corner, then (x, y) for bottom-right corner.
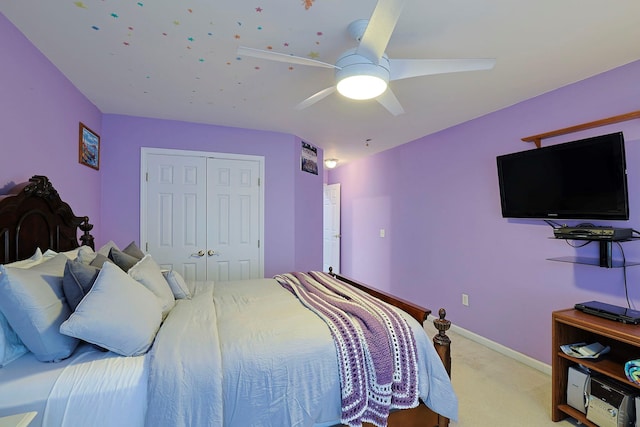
(141, 148), (264, 281)
(144, 153), (208, 282)
(206, 157), (261, 281)
(323, 183), (340, 273)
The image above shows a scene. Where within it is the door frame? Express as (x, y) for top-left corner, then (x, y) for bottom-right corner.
(140, 147), (265, 277)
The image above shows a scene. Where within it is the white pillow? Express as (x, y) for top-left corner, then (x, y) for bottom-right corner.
(42, 249), (58, 258)
(4, 248), (43, 269)
(0, 312), (28, 367)
(162, 270), (192, 300)
(0, 254), (78, 362)
(128, 255), (176, 317)
(62, 248), (81, 260)
(76, 245), (97, 264)
(0, 248), (53, 366)
(60, 262), (163, 357)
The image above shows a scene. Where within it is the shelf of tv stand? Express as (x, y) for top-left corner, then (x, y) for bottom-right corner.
(549, 237), (640, 268)
(548, 256), (640, 268)
(552, 308), (640, 425)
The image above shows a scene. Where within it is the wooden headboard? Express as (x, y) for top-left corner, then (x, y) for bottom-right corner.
(0, 175), (94, 264)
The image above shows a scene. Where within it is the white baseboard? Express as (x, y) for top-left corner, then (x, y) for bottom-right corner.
(427, 314), (552, 376)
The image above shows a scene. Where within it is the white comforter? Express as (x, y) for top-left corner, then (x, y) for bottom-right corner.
(38, 278), (457, 427)
(147, 278), (457, 426)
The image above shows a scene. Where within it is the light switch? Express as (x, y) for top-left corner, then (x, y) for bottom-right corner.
(379, 229), (385, 238)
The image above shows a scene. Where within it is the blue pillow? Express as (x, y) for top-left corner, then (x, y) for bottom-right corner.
(62, 259), (101, 311)
(108, 247), (140, 271)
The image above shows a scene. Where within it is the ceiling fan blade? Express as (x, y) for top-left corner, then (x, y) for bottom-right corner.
(356, 0), (406, 63)
(237, 46), (338, 69)
(295, 86), (337, 110)
(389, 58), (496, 81)
(376, 88), (405, 116)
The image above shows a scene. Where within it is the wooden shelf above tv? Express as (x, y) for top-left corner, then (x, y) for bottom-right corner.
(522, 110), (640, 148)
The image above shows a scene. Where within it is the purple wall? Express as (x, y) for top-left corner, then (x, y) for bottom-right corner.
(100, 115), (323, 277)
(329, 59), (640, 364)
(1, 12), (322, 276)
(0, 13), (102, 233)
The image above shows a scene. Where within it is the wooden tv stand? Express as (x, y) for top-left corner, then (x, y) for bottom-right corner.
(552, 308), (640, 425)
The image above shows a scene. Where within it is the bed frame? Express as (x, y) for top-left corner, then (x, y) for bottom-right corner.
(0, 175), (453, 427)
(0, 175), (94, 263)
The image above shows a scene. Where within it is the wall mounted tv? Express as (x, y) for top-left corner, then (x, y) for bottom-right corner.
(497, 132), (629, 220)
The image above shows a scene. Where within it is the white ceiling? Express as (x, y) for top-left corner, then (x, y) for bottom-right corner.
(3, 1), (640, 164)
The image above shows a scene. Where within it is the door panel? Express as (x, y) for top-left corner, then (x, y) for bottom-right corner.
(146, 154), (207, 282)
(207, 158), (261, 281)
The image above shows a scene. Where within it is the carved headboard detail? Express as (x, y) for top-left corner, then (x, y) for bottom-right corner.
(0, 175), (94, 264)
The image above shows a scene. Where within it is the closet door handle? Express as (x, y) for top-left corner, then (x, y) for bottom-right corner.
(192, 250), (205, 257)
(208, 250), (217, 256)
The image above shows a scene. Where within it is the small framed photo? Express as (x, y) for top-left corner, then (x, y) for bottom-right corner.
(301, 141), (318, 175)
(78, 122), (100, 170)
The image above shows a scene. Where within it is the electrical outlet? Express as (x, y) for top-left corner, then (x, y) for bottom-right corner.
(462, 293), (469, 306)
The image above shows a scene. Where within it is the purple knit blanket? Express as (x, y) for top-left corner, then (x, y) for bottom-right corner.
(274, 271), (419, 427)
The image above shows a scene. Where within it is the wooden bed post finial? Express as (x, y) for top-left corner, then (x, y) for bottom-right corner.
(79, 216), (95, 249)
(433, 308), (452, 380)
(433, 308), (451, 345)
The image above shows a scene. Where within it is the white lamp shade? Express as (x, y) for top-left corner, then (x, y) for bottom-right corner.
(324, 159), (338, 169)
(335, 50), (390, 101)
(337, 75), (387, 100)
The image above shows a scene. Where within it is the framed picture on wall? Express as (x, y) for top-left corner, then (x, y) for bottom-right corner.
(301, 141), (318, 175)
(79, 122), (100, 170)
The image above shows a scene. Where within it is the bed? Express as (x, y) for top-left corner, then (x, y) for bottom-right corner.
(0, 175), (457, 427)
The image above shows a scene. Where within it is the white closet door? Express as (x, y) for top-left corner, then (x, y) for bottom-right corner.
(206, 157), (261, 281)
(142, 149), (264, 282)
(145, 154), (208, 282)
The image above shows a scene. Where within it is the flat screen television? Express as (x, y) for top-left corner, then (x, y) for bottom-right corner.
(496, 132), (629, 220)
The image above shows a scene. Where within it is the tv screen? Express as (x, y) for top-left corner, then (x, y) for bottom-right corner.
(497, 132), (629, 220)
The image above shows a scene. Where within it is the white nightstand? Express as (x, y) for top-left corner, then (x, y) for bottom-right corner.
(0, 412), (37, 427)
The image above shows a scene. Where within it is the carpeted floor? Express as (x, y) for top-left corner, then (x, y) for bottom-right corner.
(433, 329), (581, 427)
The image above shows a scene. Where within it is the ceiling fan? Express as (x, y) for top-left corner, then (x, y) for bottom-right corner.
(237, 0), (496, 116)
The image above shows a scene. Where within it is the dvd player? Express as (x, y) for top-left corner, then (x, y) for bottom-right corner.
(575, 301), (640, 324)
(554, 226), (633, 241)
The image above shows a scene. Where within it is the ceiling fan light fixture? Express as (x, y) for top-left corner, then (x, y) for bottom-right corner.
(335, 51), (390, 100)
(337, 75), (388, 100)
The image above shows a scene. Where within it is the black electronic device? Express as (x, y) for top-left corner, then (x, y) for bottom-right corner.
(497, 132), (629, 220)
(575, 301), (640, 325)
(553, 226), (633, 241)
